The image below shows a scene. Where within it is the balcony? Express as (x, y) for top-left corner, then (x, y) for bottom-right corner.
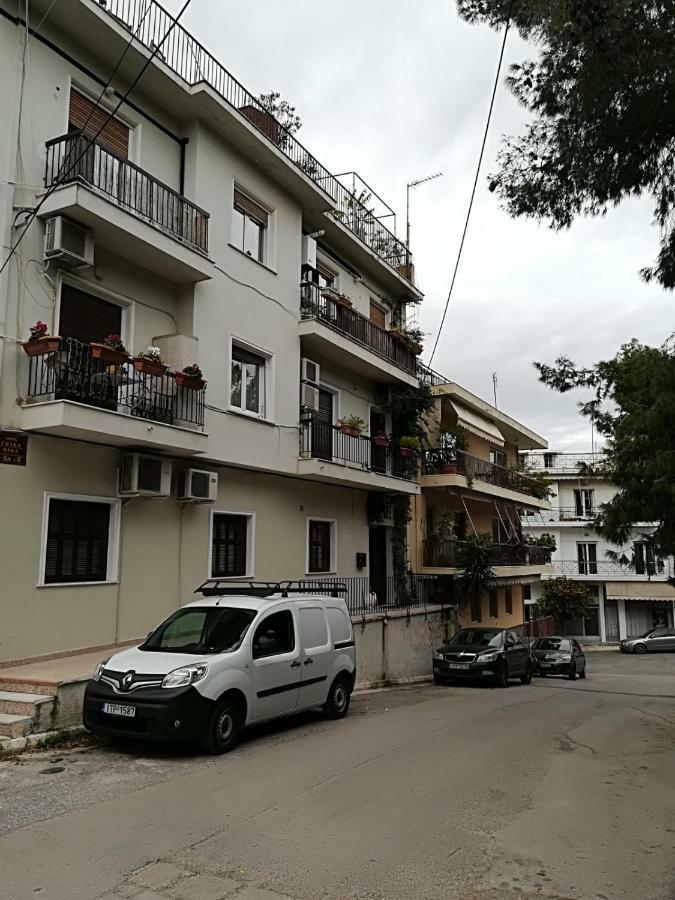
(298, 418), (419, 493)
(299, 283), (419, 385)
(523, 453), (600, 473)
(22, 337), (207, 455)
(39, 133), (212, 283)
(422, 448), (551, 508)
(548, 560), (673, 579)
(423, 539), (552, 575)
(524, 506), (595, 524)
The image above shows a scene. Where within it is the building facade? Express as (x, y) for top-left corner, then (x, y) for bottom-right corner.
(0, 0), (430, 663)
(520, 452), (675, 642)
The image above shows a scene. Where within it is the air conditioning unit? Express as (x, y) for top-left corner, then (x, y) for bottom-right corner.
(301, 383), (320, 411)
(118, 453), (172, 498)
(301, 235), (317, 270)
(301, 357), (320, 385)
(177, 469), (218, 503)
(44, 216), (94, 267)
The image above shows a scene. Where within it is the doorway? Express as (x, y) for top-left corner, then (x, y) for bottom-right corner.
(370, 408), (387, 474)
(369, 525), (388, 607)
(311, 387), (334, 461)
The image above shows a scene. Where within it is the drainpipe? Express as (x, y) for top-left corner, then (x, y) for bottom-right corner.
(179, 138), (188, 196)
(598, 583), (606, 643)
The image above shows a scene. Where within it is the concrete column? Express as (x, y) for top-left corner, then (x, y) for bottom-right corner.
(598, 584), (606, 643)
(617, 598), (627, 640)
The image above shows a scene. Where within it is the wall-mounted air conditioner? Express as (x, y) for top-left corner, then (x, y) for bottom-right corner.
(44, 216), (94, 267)
(301, 235), (317, 270)
(301, 357), (320, 385)
(118, 453), (172, 498)
(177, 469), (218, 503)
(301, 383), (320, 411)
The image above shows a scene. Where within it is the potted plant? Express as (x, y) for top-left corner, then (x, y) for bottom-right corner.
(22, 320), (61, 357)
(398, 435), (421, 457)
(90, 334), (129, 365)
(438, 424), (467, 474)
(175, 363), (205, 390)
(336, 294), (353, 309)
(338, 415), (366, 437)
(133, 345), (166, 377)
(372, 431), (390, 448)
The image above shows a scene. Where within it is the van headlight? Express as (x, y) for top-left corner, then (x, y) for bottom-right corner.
(161, 664), (208, 689)
(93, 659), (109, 681)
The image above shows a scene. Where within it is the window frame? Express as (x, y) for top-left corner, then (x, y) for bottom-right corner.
(230, 185), (272, 266)
(505, 586), (513, 615)
(38, 492), (121, 588)
(306, 517), (337, 575)
(488, 588), (499, 618)
(252, 609), (296, 659)
(209, 509), (256, 580)
(229, 337), (274, 422)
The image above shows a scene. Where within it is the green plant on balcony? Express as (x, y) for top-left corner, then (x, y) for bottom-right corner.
(399, 435), (421, 456)
(338, 415), (366, 437)
(456, 533), (496, 606)
(175, 363), (206, 390)
(389, 324), (426, 355)
(89, 333), (129, 366)
(526, 532), (557, 553)
(133, 345), (166, 378)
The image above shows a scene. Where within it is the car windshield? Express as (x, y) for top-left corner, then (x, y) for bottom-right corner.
(447, 629), (503, 648)
(533, 638), (571, 652)
(141, 606), (256, 654)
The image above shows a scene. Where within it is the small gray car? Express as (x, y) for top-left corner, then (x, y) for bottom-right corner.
(620, 627), (675, 654)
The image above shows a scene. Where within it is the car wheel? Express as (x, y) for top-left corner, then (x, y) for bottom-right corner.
(567, 666), (576, 680)
(202, 695), (242, 755)
(494, 661), (509, 688)
(324, 674), (351, 719)
(520, 663), (533, 685)
(579, 666), (587, 679)
(634, 643), (647, 654)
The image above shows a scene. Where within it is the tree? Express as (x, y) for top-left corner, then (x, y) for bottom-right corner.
(535, 336), (675, 556)
(457, 533), (495, 605)
(257, 92), (302, 135)
(457, 1), (675, 288)
(536, 577), (595, 622)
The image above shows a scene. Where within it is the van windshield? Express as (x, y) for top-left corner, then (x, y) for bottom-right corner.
(141, 607), (256, 654)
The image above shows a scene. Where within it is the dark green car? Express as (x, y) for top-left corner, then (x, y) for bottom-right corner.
(432, 627), (533, 688)
(532, 637), (587, 680)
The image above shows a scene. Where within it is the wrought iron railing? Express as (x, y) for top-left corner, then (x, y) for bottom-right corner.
(300, 283), (418, 375)
(297, 575), (447, 616)
(422, 448), (548, 500)
(417, 362), (449, 386)
(25, 337), (205, 430)
(45, 132), (209, 253)
(299, 418), (418, 482)
(97, 0), (411, 275)
(521, 453), (600, 471)
(423, 539), (552, 568)
(549, 559), (672, 577)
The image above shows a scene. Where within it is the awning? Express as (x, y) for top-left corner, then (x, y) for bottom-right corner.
(448, 400), (505, 447)
(606, 583), (675, 602)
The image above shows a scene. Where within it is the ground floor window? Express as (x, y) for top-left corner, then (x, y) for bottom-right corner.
(489, 588), (499, 618)
(211, 512), (254, 578)
(471, 594), (482, 623)
(42, 494), (119, 585)
(505, 586), (513, 615)
(307, 518), (336, 573)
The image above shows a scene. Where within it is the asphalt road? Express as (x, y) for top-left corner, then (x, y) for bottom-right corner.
(0, 651), (674, 900)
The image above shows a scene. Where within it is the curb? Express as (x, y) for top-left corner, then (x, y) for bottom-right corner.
(0, 725), (85, 757)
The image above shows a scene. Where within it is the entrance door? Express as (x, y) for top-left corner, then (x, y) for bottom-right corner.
(369, 526), (388, 607)
(311, 388), (333, 461)
(370, 409), (387, 474)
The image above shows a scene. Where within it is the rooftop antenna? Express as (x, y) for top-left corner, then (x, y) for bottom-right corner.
(406, 172), (443, 266)
(492, 371), (498, 408)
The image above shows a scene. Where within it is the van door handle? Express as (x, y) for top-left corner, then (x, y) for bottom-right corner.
(290, 660), (301, 668)
(304, 658), (314, 665)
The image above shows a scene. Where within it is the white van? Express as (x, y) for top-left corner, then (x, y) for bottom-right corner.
(83, 582), (356, 753)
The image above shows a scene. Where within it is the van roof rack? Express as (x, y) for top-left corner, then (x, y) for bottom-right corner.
(194, 579), (348, 598)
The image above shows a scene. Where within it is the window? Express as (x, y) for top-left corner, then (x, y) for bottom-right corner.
(573, 489), (594, 517)
(489, 589), (499, 618)
(490, 449), (507, 468)
(577, 542), (598, 575)
(42, 495), (119, 585)
(69, 88), (129, 158)
(315, 261), (336, 290)
(326, 606), (351, 644)
(543, 453), (556, 468)
(491, 518), (510, 544)
(523, 583), (531, 602)
(59, 284), (123, 345)
(633, 542), (663, 575)
(505, 587), (513, 615)
(252, 610), (295, 658)
(299, 607), (329, 649)
(211, 513), (253, 578)
(470, 595), (482, 623)
(307, 519), (335, 573)
(369, 301), (386, 329)
(231, 345), (266, 417)
(231, 188), (268, 262)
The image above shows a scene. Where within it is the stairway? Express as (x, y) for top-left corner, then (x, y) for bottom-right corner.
(0, 680), (57, 740)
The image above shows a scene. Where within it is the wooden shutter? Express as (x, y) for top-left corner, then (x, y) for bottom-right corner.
(211, 514), (248, 577)
(59, 285), (122, 345)
(45, 499), (110, 584)
(308, 520), (331, 573)
(233, 189), (268, 227)
(68, 89), (129, 159)
(369, 302), (386, 329)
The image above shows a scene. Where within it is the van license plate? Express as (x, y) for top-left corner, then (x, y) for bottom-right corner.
(447, 663), (470, 670)
(102, 703), (136, 717)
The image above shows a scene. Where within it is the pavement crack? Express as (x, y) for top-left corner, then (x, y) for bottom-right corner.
(631, 706), (674, 726)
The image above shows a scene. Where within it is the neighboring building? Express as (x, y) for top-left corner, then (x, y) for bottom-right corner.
(0, 0), (429, 663)
(409, 376), (553, 629)
(520, 452), (675, 642)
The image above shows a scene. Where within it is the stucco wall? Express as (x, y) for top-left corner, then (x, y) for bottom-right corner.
(457, 584), (526, 630)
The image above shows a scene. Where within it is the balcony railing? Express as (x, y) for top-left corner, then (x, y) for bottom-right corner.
(98, 0), (411, 277)
(417, 362), (449, 386)
(300, 283), (418, 376)
(550, 559), (672, 577)
(45, 132), (209, 254)
(297, 575), (445, 616)
(424, 539), (552, 568)
(25, 337), (205, 431)
(422, 448), (548, 500)
(522, 453), (600, 471)
(524, 506), (595, 523)
(299, 418), (418, 482)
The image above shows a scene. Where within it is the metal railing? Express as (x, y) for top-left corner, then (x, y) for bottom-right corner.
(299, 418), (418, 482)
(45, 132), (210, 254)
(98, 0), (411, 276)
(523, 506), (595, 523)
(25, 337), (205, 430)
(522, 453), (600, 471)
(549, 559), (672, 577)
(422, 448), (548, 500)
(417, 362), (449, 386)
(300, 283), (418, 375)
(423, 539), (552, 568)
(297, 575), (447, 616)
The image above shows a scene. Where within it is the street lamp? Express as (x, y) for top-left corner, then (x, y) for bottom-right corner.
(406, 172), (443, 266)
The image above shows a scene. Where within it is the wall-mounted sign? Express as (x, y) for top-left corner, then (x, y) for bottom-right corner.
(0, 431), (28, 466)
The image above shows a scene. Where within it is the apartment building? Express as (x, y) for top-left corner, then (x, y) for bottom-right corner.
(409, 376), (553, 628)
(0, 0), (428, 663)
(520, 452), (675, 642)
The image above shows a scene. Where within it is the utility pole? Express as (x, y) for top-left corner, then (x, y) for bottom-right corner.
(406, 172), (443, 266)
(492, 372), (498, 408)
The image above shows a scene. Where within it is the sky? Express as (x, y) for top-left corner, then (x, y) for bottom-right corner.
(164, 0), (674, 451)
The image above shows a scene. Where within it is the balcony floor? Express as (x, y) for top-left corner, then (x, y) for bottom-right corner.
(297, 457), (420, 494)
(419, 564), (553, 579)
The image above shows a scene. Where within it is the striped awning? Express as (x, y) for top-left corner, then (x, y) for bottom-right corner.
(448, 400), (505, 447)
(606, 583), (675, 602)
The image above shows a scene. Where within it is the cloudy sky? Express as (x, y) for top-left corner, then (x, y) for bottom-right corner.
(165, 0), (673, 450)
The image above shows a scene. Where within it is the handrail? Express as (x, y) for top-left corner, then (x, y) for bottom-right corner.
(422, 448), (548, 500)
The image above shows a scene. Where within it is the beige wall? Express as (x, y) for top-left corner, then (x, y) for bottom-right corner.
(458, 584), (527, 630)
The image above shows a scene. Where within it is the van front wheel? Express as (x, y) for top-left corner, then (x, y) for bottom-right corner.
(202, 695), (242, 754)
(324, 675), (351, 719)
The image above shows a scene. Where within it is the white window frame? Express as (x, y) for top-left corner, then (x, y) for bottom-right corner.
(228, 336), (275, 422)
(229, 183), (275, 270)
(305, 516), (337, 575)
(209, 509), (256, 580)
(38, 492), (121, 588)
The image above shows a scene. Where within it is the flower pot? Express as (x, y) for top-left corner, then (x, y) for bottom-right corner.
(336, 296), (352, 309)
(373, 434), (390, 448)
(339, 424), (361, 438)
(175, 372), (205, 390)
(399, 447), (415, 458)
(133, 357), (167, 378)
(440, 462), (458, 475)
(89, 343), (129, 365)
(411, 343), (423, 356)
(22, 336), (61, 357)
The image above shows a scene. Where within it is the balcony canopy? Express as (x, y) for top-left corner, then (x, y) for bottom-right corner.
(447, 400), (505, 447)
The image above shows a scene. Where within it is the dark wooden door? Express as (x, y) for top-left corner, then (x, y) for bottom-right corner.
(369, 526), (388, 606)
(370, 409), (387, 473)
(311, 388), (333, 461)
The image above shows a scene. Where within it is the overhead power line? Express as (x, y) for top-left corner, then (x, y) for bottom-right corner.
(0, 0), (195, 280)
(428, 0), (515, 366)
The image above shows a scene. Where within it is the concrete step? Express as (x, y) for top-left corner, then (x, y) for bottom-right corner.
(0, 713), (34, 739)
(0, 691), (55, 717)
(0, 678), (56, 697)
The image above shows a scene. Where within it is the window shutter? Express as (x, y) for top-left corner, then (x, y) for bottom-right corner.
(45, 499), (111, 584)
(308, 520), (331, 573)
(369, 302), (386, 329)
(59, 285), (123, 345)
(68, 89), (129, 158)
(211, 514), (248, 577)
(233, 189), (268, 227)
